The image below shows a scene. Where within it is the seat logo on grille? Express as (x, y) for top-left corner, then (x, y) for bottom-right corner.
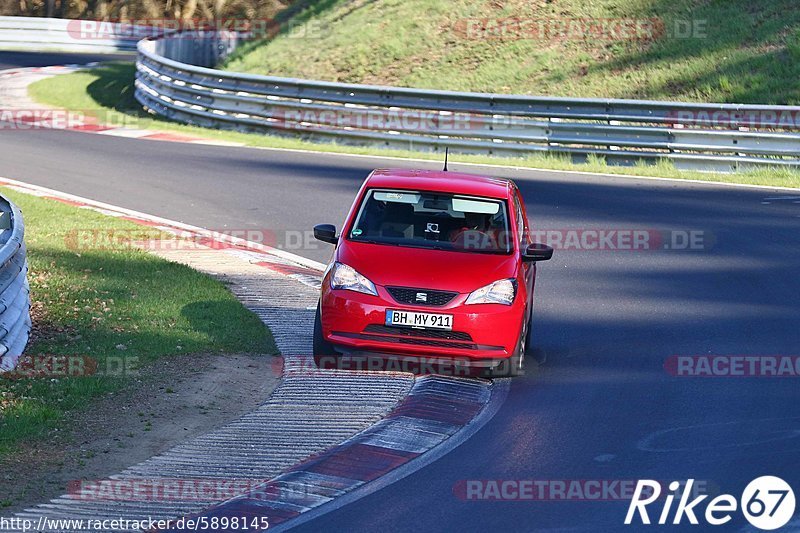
(415, 292), (428, 302)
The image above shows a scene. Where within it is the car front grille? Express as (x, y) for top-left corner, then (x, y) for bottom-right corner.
(364, 324), (473, 341)
(386, 286), (458, 307)
(354, 333), (478, 350)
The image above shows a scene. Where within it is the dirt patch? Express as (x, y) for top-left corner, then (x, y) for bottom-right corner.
(27, 273), (78, 347)
(0, 352), (280, 514)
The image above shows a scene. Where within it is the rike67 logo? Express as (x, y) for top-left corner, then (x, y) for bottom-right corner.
(626, 477), (796, 530)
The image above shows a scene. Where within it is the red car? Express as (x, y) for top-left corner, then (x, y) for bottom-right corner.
(312, 168), (553, 377)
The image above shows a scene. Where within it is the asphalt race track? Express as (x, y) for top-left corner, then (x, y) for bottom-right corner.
(2, 52), (800, 532)
(0, 50), (133, 70)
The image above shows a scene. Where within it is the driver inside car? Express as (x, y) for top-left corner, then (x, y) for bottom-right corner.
(449, 212), (497, 251)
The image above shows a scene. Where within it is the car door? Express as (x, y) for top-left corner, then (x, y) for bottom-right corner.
(513, 189), (535, 317)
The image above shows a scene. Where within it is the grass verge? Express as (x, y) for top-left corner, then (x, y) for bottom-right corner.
(27, 62), (800, 189)
(224, 0), (800, 105)
(0, 187), (276, 458)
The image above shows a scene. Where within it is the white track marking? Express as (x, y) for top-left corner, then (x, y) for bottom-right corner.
(0, 175), (327, 272)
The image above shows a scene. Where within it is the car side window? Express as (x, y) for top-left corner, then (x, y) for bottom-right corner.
(513, 194), (524, 245)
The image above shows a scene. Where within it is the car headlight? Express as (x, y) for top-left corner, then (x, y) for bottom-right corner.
(465, 279), (517, 305)
(329, 262), (378, 296)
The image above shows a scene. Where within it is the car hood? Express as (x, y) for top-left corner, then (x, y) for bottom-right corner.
(336, 240), (519, 294)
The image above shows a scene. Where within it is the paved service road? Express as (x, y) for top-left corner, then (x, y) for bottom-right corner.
(2, 52), (799, 532)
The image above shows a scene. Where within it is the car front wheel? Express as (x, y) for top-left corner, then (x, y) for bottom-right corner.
(313, 302), (338, 368)
(484, 326), (525, 378)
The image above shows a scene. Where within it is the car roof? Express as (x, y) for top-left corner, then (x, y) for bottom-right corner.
(365, 168), (513, 199)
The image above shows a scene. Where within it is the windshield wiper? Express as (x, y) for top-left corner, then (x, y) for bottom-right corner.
(351, 238), (384, 245)
(395, 242), (447, 251)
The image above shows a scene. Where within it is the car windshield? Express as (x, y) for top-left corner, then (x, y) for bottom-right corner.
(348, 189), (512, 254)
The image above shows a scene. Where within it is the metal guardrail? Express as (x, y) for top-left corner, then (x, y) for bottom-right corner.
(0, 16), (140, 53)
(134, 36), (800, 173)
(0, 194), (30, 371)
(3, 17), (800, 172)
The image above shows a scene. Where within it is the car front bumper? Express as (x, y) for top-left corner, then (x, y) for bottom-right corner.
(320, 284), (524, 365)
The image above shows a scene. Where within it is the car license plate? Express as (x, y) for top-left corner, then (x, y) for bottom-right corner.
(385, 309), (453, 330)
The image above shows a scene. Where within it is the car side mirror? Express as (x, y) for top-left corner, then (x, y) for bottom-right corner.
(314, 224), (338, 245)
(523, 243), (553, 262)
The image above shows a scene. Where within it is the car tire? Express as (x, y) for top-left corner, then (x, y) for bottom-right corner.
(508, 333), (526, 377)
(523, 303), (548, 365)
(523, 306), (533, 356)
(313, 302), (338, 369)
